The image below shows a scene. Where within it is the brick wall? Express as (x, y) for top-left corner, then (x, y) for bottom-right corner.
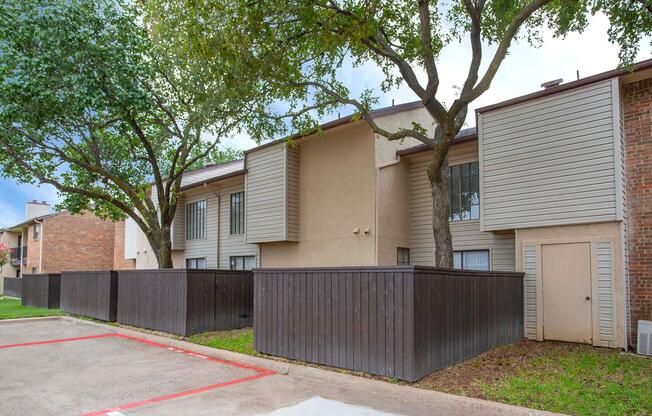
(623, 78), (652, 347)
(41, 212), (116, 273)
(113, 220), (135, 270)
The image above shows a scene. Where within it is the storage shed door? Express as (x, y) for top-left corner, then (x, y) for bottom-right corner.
(542, 243), (592, 343)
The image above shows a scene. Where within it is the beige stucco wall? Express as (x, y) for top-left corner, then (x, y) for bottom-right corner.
(260, 122), (377, 267)
(515, 221), (626, 348)
(376, 161), (410, 265)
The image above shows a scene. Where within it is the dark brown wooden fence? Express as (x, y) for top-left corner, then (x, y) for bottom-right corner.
(60, 271), (118, 321)
(21, 274), (60, 309)
(254, 266), (523, 381)
(3, 277), (22, 298)
(117, 269), (253, 336)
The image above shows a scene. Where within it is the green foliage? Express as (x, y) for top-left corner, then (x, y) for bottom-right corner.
(0, 0), (259, 266)
(597, 0), (652, 64)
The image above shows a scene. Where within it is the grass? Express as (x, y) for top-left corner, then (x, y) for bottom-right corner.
(418, 340), (652, 416)
(0, 296), (63, 320)
(187, 328), (255, 355)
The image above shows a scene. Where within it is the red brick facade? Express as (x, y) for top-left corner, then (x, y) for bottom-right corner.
(23, 213), (134, 273)
(623, 78), (652, 347)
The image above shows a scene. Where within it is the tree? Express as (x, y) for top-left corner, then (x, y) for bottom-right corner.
(0, 0), (260, 268)
(149, 0), (591, 267)
(0, 242), (9, 273)
(599, 0), (652, 63)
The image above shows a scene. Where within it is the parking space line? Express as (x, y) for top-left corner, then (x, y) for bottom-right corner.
(0, 333), (117, 349)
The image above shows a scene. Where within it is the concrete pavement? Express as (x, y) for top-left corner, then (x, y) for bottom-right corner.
(0, 317), (559, 416)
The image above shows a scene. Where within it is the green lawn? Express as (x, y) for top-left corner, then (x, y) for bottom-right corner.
(418, 340), (652, 416)
(187, 328), (255, 355)
(0, 296), (63, 320)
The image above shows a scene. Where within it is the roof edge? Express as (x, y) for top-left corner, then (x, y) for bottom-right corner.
(476, 58), (652, 114)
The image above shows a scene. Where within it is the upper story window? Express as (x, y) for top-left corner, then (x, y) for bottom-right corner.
(453, 250), (489, 271)
(230, 191), (245, 235)
(448, 162), (480, 222)
(186, 200), (206, 240)
(33, 223), (41, 240)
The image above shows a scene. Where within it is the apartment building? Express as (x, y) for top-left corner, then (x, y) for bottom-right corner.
(126, 59), (652, 350)
(1, 201), (134, 293)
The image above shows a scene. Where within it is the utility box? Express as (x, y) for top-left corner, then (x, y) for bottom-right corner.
(637, 320), (652, 356)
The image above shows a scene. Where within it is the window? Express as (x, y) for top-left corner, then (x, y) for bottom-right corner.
(448, 162), (480, 222)
(397, 247), (410, 266)
(186, 258), (207, 269)
(33, 223), (41, 240)
(230, 256), (256, 270)
(186, 200), (207, 240)
(453, 250), (490, 271)
(31, 267), (37, 274)
(230, 192), (245, 235)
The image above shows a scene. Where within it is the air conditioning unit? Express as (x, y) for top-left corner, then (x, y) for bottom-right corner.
(638, 320), (652, 356)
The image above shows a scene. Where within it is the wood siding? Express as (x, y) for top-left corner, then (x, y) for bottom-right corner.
(124, 217), (138, 260)
(523, 245), (538, 339)
(21, 274), (60, 309)
(408, 152), (515, 270)
(171, 195), (185, 250)
(480, 80), (619, 231)
(117, 269), (253, 336)
(245, 143), (299, 243)
(254, 266), (523, 381)
(60, 271), (118, 321)
(219, 184), (259, 269)
(596, 241), (615, 346)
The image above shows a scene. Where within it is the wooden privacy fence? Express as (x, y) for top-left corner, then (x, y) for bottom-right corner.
(21, 273), (60, 309)
(254, 266), (524, 382)
(61, 271), (118, 321)
(117, 269), (253, 336)
(3, 277), (22, 298)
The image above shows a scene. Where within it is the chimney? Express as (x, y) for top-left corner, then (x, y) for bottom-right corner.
(25, 200), (51, 221)
(541, 78), (563, 89)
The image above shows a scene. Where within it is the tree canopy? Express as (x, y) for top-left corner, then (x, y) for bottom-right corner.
(0, 0), (260, 267)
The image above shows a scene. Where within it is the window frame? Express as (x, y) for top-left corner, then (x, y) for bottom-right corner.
(33, 223), (41, 241)
(448, 161), (480, 222)
(186, 257), (207, 269)
(453, 249), (490, 271)
(397, 247), (411, 266)
(229, 255), (256, 270)
(230, 191), (245, 235)
(186, 199), (207, 241)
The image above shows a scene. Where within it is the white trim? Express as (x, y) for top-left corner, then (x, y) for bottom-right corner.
(611, 78), (624, 221)
(477, 113), (486, 232)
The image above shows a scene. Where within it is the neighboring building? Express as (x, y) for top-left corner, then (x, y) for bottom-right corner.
(127, 60), (652, 350)
(0, 201), (134, 293)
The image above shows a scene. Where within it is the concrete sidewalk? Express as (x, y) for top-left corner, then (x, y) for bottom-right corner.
(0, 317), (559, 416)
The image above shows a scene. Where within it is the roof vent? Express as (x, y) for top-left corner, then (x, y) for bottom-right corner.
(541, 78), (563, 89)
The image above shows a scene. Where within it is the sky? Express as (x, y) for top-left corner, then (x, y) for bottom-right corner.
(0, 12), (649, 228)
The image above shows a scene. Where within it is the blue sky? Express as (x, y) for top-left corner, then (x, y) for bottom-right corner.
(1, 12), (649, 228)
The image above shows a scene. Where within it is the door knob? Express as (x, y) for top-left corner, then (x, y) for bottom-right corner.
(585, 296), (591, 301)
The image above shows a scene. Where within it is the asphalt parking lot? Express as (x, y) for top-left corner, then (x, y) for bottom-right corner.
(0, 318), (554, 416)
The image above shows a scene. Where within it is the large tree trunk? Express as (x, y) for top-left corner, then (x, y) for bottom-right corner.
(428, 154), (453, 268)
(156, 226), (174, 269)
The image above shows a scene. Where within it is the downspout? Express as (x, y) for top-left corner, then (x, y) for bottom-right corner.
(19, 229), (24, 277)
(35, 218), (43, 273)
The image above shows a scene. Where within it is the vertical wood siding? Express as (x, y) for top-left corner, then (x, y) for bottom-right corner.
(2, 277), (22, 298)
(219, 185), (259, 269)
(523, 245), (538, 339)
(596, 241), (615, 346)
(117, 269), (253, 336)
(21, 274), (60, 309)
(245, 143), (300, 243)
(60, 271), (118, 321)
(409, 155), (515, 270)
(480, 80), (618, 231)
(254, 266), (523, 381)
